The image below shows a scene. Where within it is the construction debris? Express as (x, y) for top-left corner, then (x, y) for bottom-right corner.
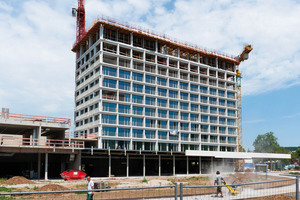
(36, 184), (69, 191)
(1, 176), (35, 185)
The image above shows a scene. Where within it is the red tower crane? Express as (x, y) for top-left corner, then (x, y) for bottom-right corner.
(72, 0), (86, 42)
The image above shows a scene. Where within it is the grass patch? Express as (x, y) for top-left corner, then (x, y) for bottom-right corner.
(187, 176), (209, 181)
(0, 187), (14, 193)
(289, 172), (300, 175)
(0, 178), (7, 184)
(33, 186), (39, 190)
(142, 178), (148, 183)
(0, 196), (15, 200)
(75, 191), (86, 194)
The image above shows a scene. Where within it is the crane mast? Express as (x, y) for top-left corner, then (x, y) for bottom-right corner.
(72, 0), (86, 42)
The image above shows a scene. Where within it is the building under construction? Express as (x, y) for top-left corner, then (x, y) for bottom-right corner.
(0, 1), (290, 179)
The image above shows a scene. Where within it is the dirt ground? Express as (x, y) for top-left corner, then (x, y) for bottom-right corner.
(238, 194), (296, 200)
(0, 173), (296, 199)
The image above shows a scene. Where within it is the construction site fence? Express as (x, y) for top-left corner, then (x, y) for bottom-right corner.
(0, 177), (299, 200)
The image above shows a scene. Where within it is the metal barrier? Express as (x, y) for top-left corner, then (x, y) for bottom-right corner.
(0, 112), (71, 124)
(0, 177), (299, 199)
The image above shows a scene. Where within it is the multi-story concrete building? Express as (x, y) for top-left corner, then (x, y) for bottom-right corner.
(71, 17), (245, 176)
(73, 18), (238, 153)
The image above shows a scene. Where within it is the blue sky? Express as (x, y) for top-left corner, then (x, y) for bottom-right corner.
(0, 0), (300, 150)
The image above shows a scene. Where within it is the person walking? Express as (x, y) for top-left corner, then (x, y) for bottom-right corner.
(86, 176), (94, 200)
(214, 171), (224, 198)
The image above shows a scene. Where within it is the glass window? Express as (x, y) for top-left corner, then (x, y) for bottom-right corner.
(158, 109), (167, 118)
(102, 114), (116, 124)
(181, 133), (189, 141)
(180, 92), (188, 100)
(190, 94), (198, 102)
(133, 129), (143, 138)
(146, 75), (155, 83)
(145, 108), (155, 116)
(191, 104), (198, 111)
(169, 121), (178, 129)
(103, 66), (116, 76)
(158, 131), (167, 139)
(200, 86), (207, 93)
(169, 111), (178, 119)
(228, 119), (235, 126)
(158, 120), (167, 128)
(145, 86), (155, 94)
(157, 99), (167, 107)
(103, 78), (116, 88)
(157, 78), (166, 86)
(102, 127), (116, 136)
(102, 102), (116, 112)
(169, 101), (178, 109)
(132, 72), (143, 81)
(210, 88), (216, 95)
(133, 106), (143, 115)
(118, 104), (130, 114)
(158, 88), (167, 96)
(218, 90), (225, 97)
(133, 84), (143, 93)
(169, 80), (178, 88)
(201, 96), (207, 103)
(119, 69), (130, 79)
(190, 84), (198, 92)
(228, 110), (235, 116)
(146, 97), (155, 105)
(132, 95), (143, 104)
(119, 116), (130, 125)
(201, 115), (208, 122)
(118, 128), (130, 137)
(145, 130), (155, 139)
(146, 119), (156, 127)
(132, 117), (143, 126)
(180, 102), (188, 110)
(210, 107), (217, 114)
(169, 90), (178, 98)
(181, 112), (189, 120)
(119, 81), (130, 90)
(227, 92), (235, 98)
(227, 101), (235, 107)
(180, 82), (188, 90)
(190, 114), (198, 121)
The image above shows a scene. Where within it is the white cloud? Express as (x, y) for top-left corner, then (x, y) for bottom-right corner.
(1, 0), (300, 119)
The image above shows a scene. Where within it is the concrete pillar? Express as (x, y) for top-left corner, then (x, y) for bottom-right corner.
(211, 157), (214, 174)
(108, 154), (111, 177)
(143, 154), (146, 178)
(100, 24), (104, 39)
(45, 153), (48, 180)
(186, 156), (189, 175)
(199, 157), (201, 174)
(158, 155), (161, 177)
(37, 153), (41, 179)
(74, 151), (81, 170)
(173, 155), (175, 176)
(126, 154), (129, 177)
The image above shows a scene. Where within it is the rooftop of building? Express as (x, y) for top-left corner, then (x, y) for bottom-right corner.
(72, 16), (241, 65)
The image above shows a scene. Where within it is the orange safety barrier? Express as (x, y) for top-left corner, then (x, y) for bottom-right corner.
(0, 112), (71, 124)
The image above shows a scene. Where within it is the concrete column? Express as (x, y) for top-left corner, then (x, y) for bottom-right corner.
(199, 157), (201, 174)
(74, 151), (81, 170)
(186, 156), (189, 175)
(126, 154), (129, 177)
(211, 157), (214, 174)
(100, 24), (104, 39)
(45, 153), (48, 180)
(173, 155), (175, 176)
(143, 154), (146, 178)
(130, 32), (133, 46)
(158, 155), (161, 177)
(108, 154), (111, 177)
(37, 153), (41, 179)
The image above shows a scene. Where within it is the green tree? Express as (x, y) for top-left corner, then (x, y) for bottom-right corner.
(253, 132), (280, 153)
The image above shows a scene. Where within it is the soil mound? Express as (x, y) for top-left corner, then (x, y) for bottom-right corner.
(36, 184), (69, 191)
(1, 176), (35, 185)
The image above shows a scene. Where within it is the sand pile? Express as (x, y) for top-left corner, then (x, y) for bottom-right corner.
(1, 176), (35, 185)
(36, 184), (69, 191)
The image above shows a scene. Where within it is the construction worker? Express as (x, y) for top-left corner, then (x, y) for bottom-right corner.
(214, 171), (224, 198)
(86, 176), (94, 200)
